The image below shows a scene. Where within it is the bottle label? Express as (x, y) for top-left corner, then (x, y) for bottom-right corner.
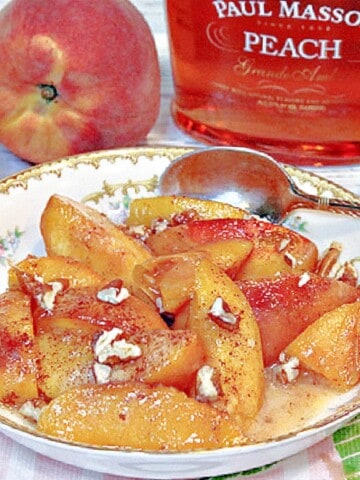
(203, 1), (359, 115)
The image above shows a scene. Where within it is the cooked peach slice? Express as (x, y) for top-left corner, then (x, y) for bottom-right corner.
(186, 259), (264, 425)
(36, 316), (204, 398)
(37, 382), (246, 449)
(146, 218), (318, 280)
(285, 301), (360, 390)
(238, 273), (360, 366)
(40, 194), (151, 291)
(0, 290), (38, 404)
(35, 317), (97, 399)
(8, 255), (106, 290)
(32, 284), (167, 336)
(193, 238), (254, 279)
(126, 195), (248, 227)
(109, 329), (206, 390)
(133, 240), (253, 314)
(133, 252), (200, 313)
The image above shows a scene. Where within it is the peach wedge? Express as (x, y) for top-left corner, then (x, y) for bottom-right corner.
(40, 194), (151, 291)
(186, 259), (264, 426)
(0, 290), (38, 404)
(285, 301), (360, 390)
(126, 195), (248, 227)
(37, 382), (246, 450)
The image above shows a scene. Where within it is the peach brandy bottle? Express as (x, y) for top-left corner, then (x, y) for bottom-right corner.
(165, 1), (360, 166)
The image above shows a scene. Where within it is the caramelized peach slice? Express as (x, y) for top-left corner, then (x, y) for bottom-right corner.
(0, 290), (38, 404)
(8, 255), (106, 290)
(133, 252), (200, 312)
(110, 329), (206, 390)
(193, 238), (253, 279)
(36, 317), (97, 399)
(187, 259), (264, 425)
(133, 240), (253, 314)
(32, 284), (167, 336)
(36, 317), (204, 398)
(40, 194), (151, 291)
(238, 273), (360, 366)
(146, 218), (318, 280)
(126, 195), (248, 227)
(37, 383), (246, 450)
(285, 301), (360, 390)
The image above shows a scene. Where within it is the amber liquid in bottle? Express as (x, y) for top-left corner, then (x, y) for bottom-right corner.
(166, 1), (360, 165)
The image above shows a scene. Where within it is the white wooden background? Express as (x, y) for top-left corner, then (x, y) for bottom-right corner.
(132, 0), (167, 32)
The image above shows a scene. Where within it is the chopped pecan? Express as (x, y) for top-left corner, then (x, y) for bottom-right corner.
(316, 241), (359, 286)
(208, 297), (240, 331)
(315, 241), (342, 278)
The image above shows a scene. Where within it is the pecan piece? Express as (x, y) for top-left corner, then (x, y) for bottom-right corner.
(315, 241), (342, 278)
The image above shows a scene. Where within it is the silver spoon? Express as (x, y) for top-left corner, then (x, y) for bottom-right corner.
(159, 147), (360, 223)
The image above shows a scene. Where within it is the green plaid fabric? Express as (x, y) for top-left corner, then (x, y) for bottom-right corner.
(334, 414), (360, 480)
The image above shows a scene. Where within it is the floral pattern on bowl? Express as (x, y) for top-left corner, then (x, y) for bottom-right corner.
(0, 227), (24, 266)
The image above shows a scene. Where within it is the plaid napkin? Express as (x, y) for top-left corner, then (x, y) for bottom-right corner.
(333, 414), (360, 480)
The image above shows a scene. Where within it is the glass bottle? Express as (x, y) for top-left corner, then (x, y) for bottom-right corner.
(165, 0), (360, 166)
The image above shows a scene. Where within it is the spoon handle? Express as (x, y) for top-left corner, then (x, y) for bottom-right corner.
(293, 189), (360, 219)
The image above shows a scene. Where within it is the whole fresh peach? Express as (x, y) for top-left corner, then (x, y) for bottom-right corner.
(0, 0), (160, 163)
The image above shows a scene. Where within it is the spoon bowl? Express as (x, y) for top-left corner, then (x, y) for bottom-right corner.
(159, 147), (360, 223)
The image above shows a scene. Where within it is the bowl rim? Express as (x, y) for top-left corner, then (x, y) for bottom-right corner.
(0, 145), (359, 459)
